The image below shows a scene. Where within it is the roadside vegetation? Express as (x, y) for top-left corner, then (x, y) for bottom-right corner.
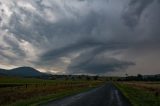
(0, 76), (105, 106)
(115, 81), (160, 106)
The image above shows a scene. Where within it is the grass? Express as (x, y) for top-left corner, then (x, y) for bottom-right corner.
(115, 82), (160, 106)
(0, 76), (105, 106)
(10, 87), (95, 106)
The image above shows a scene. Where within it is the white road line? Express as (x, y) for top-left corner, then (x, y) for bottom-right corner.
(115, 90), (122, 106)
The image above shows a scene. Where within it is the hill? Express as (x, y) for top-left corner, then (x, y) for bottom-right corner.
(0, 67), (49, 77)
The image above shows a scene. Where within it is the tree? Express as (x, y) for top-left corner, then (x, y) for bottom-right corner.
(94, 75), (99, 80)
(137, 74), (143, 80)
(86, 76), (91, 80)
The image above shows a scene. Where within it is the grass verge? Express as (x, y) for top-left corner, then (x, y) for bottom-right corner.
(115, 82), (160, 106)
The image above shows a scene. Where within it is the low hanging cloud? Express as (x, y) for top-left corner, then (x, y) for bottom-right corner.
(68, 59), (135, 74)
(67, 48), (135, 74)
(0, 0), (160, 75)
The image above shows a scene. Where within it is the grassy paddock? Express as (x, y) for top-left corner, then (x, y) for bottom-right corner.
(0, 76), (105, 106)
(115, 82), (160, 106)
(10, 87), (95, 106)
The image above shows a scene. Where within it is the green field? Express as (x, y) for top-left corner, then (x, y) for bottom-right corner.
(0, 76), (105, 106)
(115, 81), (160, 106)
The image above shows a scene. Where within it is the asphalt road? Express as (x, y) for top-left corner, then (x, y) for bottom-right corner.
(41, 83), (132, 106)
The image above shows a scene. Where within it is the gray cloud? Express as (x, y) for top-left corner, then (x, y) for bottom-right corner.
(67, 52), (135, 74)
(3, 35), (26, 57)
(40, 39), (103, 61)
(0, 0), (160, 75)
(122, 0), (154, 28)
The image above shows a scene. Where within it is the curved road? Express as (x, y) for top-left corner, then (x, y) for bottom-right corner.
(41, 83), (132, 106)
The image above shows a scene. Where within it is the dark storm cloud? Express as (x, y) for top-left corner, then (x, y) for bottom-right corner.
(7, 5), (106, 48)
(68, 59), (134, 74)
(122, 0), (154, 28)
(67, 52), (135, 74)
(40, 39), (103, 61)
(64, 39), (135, 74)
(0, 0), (160, 75)
(39, 38), (132, 68)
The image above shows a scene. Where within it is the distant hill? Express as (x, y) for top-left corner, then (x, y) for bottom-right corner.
(0, 67), (50, 77)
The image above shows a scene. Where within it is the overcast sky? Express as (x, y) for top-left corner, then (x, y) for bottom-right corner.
(0, 0), (160, 76)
